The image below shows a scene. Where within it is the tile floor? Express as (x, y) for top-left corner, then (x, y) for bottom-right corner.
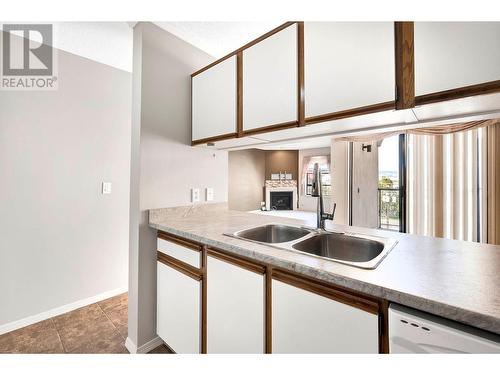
(0, 293), (171, 354)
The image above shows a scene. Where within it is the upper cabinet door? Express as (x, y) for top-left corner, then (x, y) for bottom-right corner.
(304, 22), (395, 118)
(414, 22), (500, 96)
(243, 24), (298, 131)
(192, 56), (237, 142)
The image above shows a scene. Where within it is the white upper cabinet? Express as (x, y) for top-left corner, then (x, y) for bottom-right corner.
(414, 22), (500, 96)
(243, 24), (298, 131)
(304, 22), (395, 118)
(192, 56), (237, 141)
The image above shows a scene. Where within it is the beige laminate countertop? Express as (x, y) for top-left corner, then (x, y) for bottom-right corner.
(149, 204), (500, 335)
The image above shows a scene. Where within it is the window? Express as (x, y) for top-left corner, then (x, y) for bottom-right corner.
(303, 156), (331, 196)
(378, 134), (405, 232)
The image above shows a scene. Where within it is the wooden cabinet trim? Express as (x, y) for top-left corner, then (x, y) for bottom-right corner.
(191, 132), (238, 146)
(394, 22), (415, 109)
(191, 22), (296, 77)
(157, 251), (203, 281)
(378, 300), (390, 354)
(236, 51), (243, 137)
(297, 21), (305, 126)
(304, 100), (396, 125)
(265, 265), (273, 354)
(241, 120), (299, 137)
(207, 247), (266, 274)
(158, 231), (202, 252)
(271, 269), (379, 315)
(201, 246), (207, 353)
(415, 79), (500, 106)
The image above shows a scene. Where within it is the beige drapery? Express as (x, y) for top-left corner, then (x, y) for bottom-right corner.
(407, 129), (488, 242)
(487, 124), (500, 245)
(334, 118), (500, 143)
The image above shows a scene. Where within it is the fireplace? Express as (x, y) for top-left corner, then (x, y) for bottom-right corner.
(270, 191), (293, 210)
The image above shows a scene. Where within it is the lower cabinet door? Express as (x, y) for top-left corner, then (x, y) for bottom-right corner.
(157, 261), (201, 353)
(272, 279), (379, 353)
(207, 255), (265, 353)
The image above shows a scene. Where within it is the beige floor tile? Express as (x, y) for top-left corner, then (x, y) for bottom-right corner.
(148, 344), (173, 354)
(53, 305), (120, 353)
(69, 330), (127, 354)
(102, 303), (128, 339)
(98, 293), (128, 312)
(0, 320), (64, 354)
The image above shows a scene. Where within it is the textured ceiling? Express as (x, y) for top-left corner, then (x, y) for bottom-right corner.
(154, 22), (283, 58)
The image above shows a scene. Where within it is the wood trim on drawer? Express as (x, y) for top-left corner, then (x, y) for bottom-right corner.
(191, 22), (297, 77)
(158, 231), (202, 252)
(394, 21), (415, 110)
(271, 269), (379, 315)
(207, 248), (266, 275)
(415, 79), (500, 106)
(157, 251), (203, 281)
(304, 101), (396, 126)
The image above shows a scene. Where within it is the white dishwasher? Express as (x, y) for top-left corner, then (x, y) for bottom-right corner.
(389, 304), (500, 353)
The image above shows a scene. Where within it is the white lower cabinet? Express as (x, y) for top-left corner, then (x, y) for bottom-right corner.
(207, 255), (265, 353)
(157, 261), (201, 353)
(272, 279), (379, 353)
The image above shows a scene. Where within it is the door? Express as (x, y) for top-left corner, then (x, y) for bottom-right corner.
(351, 141), (379, 228)
(206, 254), (265, 353)
(157, 261), (201, 353)
(272, 279), (379, 353)
(304, 22), (395, 118)
(414, 22), (500, 97)
(192, 56), (237, 141)
(243, 23), (298, 131)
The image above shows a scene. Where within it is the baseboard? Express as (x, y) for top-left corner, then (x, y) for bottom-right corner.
(126, 336), (164, 354)
(0, 286), (128, 336)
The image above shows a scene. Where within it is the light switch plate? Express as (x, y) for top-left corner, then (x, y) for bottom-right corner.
(206, 187), (214, 202)
(191, 188), (200, 203)
(102, 182), (112, 195)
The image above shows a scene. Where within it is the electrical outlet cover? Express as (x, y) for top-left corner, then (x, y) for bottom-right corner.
(102, 182), (112, 194)
(191, 188), (200, 203)
(206, 187), (214, 201)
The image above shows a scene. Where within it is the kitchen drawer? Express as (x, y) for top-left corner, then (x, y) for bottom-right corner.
(157, 236), (201, 269)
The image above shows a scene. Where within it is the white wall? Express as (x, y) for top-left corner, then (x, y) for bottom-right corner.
(0, 31), (132, 332)
(128, 22), (228, 349)
(228, 149), (266, 211)
(0, 22), (133, 72)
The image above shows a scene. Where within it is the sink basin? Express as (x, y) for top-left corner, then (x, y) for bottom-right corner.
(232, 224), (311, 243)
(225, 223), (397, 269)
(292, 233), (384, 263)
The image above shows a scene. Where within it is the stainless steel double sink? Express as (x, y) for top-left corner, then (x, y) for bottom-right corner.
(224, 224), (398, 269)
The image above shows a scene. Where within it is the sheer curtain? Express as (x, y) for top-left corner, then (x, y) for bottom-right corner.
(407, 128), (487, 242)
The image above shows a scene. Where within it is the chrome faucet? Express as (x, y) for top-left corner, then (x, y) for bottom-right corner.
(311, 163), (336, 230)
